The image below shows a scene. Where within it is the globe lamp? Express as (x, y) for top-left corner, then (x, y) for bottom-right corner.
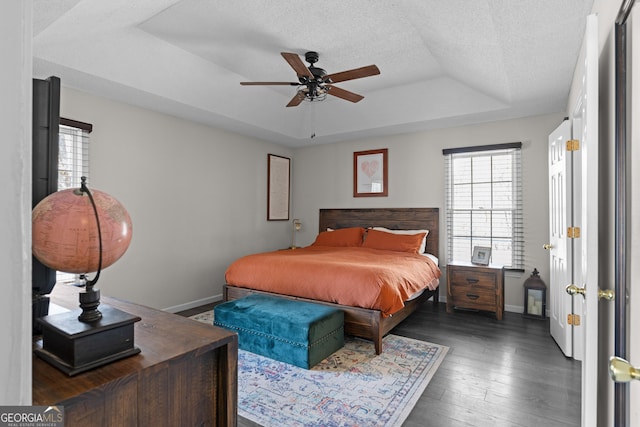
(32, 177), (140, 375)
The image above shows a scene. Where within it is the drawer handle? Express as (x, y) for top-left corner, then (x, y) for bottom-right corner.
(466, 278), (479, 284)
(466, 293), (480, 300)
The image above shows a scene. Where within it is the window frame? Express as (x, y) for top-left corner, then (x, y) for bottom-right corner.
(443, 142), (523, 270)
(56, 118), (92, 284)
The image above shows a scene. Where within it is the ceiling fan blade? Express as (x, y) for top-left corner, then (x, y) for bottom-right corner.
(281, 52), (314, 79)
(324, 65), (380, 84)
(286, 92), (305, 107)
(240, 82), (299, 86)
(326, 85), (364, 103)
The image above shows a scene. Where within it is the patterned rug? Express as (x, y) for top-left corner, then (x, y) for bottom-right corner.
(190, 310), (447, 427)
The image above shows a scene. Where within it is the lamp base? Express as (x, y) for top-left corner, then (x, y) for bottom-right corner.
(35, 304), (141, 376)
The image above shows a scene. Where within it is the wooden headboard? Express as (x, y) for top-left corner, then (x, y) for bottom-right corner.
(319, 208), (439, 258)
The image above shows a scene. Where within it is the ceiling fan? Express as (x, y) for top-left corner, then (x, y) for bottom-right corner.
(240, 51), (380, 107)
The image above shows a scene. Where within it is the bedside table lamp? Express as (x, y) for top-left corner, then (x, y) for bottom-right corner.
(290, 218), (302, 249)
(32, 177), (140, 375)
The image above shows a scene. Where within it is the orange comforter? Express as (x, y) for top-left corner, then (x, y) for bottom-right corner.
(224, 246), (441, 317)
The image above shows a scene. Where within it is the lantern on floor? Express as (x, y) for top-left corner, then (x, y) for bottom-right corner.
(523, 268), (547, 319)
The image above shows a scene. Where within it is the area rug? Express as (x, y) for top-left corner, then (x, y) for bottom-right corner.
(190, 310), (448, 427)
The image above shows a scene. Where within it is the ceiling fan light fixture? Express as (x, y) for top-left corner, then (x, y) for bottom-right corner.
(242, 51), (379, 107)
(298, 84), (327, 103)
(307, 93), (327, 103)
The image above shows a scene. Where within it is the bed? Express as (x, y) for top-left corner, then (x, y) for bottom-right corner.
(223, 207), (441, 354)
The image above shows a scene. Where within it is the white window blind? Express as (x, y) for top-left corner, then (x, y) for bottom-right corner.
(444, 143), (523, 269)
(56, 118), (92, 284)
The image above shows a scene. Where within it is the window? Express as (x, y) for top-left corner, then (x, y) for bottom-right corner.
(443, 143), (523, 269)
(56, 118), (92, 284)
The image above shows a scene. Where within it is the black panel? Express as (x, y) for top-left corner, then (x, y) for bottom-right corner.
(32, 76), (60, 297)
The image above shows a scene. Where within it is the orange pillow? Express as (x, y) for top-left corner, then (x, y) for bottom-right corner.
(311, 227), (365, 247)
(362, 229), (426, 253)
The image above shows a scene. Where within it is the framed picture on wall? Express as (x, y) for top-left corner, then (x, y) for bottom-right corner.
(353, 148), (388, 197)
(267, 154), (290, 221)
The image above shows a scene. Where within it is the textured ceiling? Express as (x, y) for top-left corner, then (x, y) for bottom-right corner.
(33, 0), (594, 147)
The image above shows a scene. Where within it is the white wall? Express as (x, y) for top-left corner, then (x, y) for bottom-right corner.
(60, 88), (293, 311)
(0, 0), (33, 405)
(59, 86), (561, 313)
(292, 113), (563, 310)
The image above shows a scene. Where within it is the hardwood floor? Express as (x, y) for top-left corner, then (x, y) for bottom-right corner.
(396, 303), (580, 427)
(179, 301), (581, 427)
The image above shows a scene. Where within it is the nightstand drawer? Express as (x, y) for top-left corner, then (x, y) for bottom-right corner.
(448, 286), (496, 309)
(449, 269), (498, 291)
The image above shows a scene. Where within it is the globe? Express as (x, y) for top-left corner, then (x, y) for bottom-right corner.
(32, 187), (133, 274)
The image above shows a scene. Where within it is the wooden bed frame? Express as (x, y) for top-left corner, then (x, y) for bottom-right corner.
(223, 207), (440, 354)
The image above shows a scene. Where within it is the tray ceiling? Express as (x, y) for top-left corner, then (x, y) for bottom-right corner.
(33, 0), (594, 147)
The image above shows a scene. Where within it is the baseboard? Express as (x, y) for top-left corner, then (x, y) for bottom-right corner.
(163, 293), (223, 313)
(505, 304), (523, 314)
(438, 298), (548, 318)
(168, 295), (547, 317)
(505, 304), (549, 317)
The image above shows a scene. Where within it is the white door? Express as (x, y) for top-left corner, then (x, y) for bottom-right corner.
(548, 14), (598, 426)
(575, 14), (599, 427)
(570, 113), (585, 363)
(547, 120), (573, 358)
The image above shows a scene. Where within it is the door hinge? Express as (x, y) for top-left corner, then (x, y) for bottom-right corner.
(567, 227), (581, 238)
(567, 314), (581, 326)
(566, 139), (580, 151)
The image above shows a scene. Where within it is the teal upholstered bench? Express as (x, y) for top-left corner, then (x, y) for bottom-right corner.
(214, 294), (344, 369)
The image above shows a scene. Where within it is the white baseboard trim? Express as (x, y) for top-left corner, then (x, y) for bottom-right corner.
(505, 304), (549, 317)
(505, 304), (523, 314)
(438, 298), (548, 317)
(166, 295), (548, 317)
(163, 293), (223, 313)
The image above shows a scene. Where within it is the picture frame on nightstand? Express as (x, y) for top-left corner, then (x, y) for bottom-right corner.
(471, 246), (491, 265)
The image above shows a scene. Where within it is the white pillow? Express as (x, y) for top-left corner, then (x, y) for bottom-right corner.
(371, 227), (429, 253)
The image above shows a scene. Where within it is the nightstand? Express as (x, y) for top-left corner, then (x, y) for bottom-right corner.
(446, 261), (504, 320)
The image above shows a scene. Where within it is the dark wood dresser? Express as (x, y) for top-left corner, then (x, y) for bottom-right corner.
(33, 284), (238, 426)
(446, 261), (505, 320)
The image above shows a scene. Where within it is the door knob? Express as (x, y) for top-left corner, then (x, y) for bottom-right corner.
(543, 243), (554, 250)
(566, 284), (586, 297)
(609, 356), (640, 382)
(598, 288), (615, 301)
